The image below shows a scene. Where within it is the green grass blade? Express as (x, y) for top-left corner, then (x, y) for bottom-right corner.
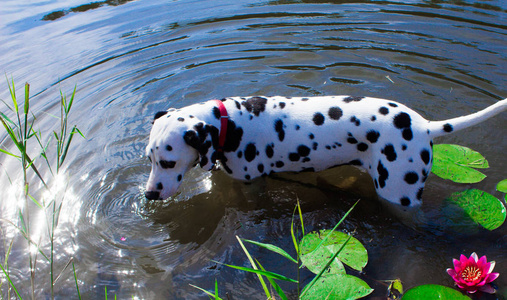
(307, 200), (359, 255)
(0, 263), (22, 299)
(235, 236), (272, 298)
(189, 283), (224, 300)
(218, 261), (298, 283)
(301, 235), (352, 298)
(0, 147), (21, 159)
(7, 76), (18, 113)
(291, 205), (299, 255)
(256, 259), (289, 300)
(72, 261), (81, 300)
(297, 197), (305, 236)
(242, 239), (297, 264)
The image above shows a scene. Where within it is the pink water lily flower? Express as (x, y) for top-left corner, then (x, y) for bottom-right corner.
(447, 252), (499, 294)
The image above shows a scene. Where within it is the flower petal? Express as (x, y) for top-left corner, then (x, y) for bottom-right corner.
(447, 268), (457, 277)
(460, 254), (468, 265)
(485, 272), (499, 283)
(470, 252), (478, 262)
(478, 284), (496, 294)
(488, 261), (496, 273)
(453, 258), (461, 270)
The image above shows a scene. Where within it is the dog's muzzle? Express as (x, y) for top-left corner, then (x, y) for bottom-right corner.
(145, 191), (162, 200)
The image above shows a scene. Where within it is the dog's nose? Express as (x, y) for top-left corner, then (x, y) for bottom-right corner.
(145, 191), (161, 200)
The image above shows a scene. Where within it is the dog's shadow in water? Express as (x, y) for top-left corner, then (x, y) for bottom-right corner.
(143, 165), (434, 246)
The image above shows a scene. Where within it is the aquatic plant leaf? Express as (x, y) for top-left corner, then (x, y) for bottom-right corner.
(447, 189), (506, 231)
(301, 274), (373, 300)
(402, 284), (471, 299)
(431, 144), (488, 183)
(497, 179), (507, 193)
(242, 239), (297, 263)
(301, 230), (367, 273)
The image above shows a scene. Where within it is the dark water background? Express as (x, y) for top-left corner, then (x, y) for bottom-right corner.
(0, 0), (506, 299)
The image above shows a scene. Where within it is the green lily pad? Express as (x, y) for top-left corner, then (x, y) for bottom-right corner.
(497, 179), (507, 193)
(301, 230), (367, 273)
(402, 284), (471, 299)
(301, 274), (373, 300)
(447, 189), (506, 230)
(431, 144), (488, 183)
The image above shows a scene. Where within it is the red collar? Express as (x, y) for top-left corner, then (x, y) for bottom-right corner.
(214, 100), (228, 153)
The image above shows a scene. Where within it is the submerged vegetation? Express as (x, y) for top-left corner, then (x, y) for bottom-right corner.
(0, 79), (505, 299)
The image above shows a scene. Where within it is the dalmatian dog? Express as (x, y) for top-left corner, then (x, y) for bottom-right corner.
(145, 96), (506, 207)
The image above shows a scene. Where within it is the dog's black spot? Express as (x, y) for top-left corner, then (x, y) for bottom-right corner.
(177, 174), (182, 182)
(400, 197), (411, 206)
(313, 142), (318, 150)
(279, 102), (286, 109)
(266, 144), (274, 158)
(234, 101), (241, 110)
(212, 106), (221, 120)
(416, 188), (424, 200)
(347, 134), (358, 144)
(350, 116), (361, 126)
(177, 117), (185, 122)
(443, 123), (453, 133)
(366, 130), (380, 143)
(357, 143), (368, 152)
(297, 145), (311, 157)
(422, 169), (429, 182)
(313, 112), (325, 125)
(325, 145), (331, 150)
(160, 160), (176, 169)
(328, 107), (343, 120)
(274, 119), (285, 142)
(388, 102), (398, 107)
(295, 125), (300, 130)
(420, 149), (430, 165)
(404, 172), (419, 184)
(289, 153), (300, 161)
(393, 112), (411, 129)
(154, 111), (168, 121)
(156, 182), (163, 190)
(402, 128), (413, 141)
(309, 133), (314, 140)
(343, 96), (364, 103)
(241, 96), (268, 116)
(379, 107), (389, 115)
(166, 145), (173, 151)
(276, 161), (285, 168)
(245, 174), (251, 180)
(349, 159), (363, 166)
(377, 160), (389, 188)
(382, 144), (397, 162)
(371, 115), (377, 121)
(244, 143), (257, 162)
(374, 179), (379, 189)
(257, 164), (264, 173)
(402, 144), (407, 151)
(301, 97), (309, 101)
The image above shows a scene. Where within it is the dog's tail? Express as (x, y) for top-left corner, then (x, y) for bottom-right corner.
(427, 98), (507, 138)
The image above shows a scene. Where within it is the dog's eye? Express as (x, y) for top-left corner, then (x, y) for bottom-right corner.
(160, 160), (176, 169)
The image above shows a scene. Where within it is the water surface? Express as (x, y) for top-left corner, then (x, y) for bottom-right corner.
(0, 0), (506, 298)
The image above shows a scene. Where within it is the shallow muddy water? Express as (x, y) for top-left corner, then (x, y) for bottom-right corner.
(0, 0), (506, 299)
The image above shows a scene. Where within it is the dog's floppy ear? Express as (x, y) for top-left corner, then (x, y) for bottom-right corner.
(183, 123), (214, 170)
(152, 111), (168, 124)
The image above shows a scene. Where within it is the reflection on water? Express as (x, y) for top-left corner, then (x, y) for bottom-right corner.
(0, 0), (506, 298)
